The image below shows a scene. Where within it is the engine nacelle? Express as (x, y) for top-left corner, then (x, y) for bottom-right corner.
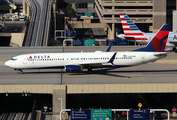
(65, 65), (81, 73)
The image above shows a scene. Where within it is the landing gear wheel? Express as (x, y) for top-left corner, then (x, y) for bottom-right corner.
(173, 47), (177, 52)
(20, 70), (23, 74)
(88, 67), (92, 74)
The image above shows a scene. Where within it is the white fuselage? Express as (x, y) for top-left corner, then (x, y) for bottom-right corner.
(117, 32), (177, 47)
(5, 51), (166, 70)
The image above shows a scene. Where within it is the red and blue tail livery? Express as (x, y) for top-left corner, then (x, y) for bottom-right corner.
(119, 13), (148, 41)
(133, 23), (171, 52)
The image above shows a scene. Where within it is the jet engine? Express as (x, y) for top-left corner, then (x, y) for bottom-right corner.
(65, 65), (82, 73)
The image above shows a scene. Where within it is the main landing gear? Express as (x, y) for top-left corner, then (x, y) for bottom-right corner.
(173, 47), (177, 53)
(87, 67), (92, 74)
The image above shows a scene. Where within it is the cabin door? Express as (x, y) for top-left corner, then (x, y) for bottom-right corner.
(23, 57), (27, 64)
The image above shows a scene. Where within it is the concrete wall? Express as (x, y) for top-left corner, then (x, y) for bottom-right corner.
(70, 23), (108, 28)
(1, 84), (177, 115)
(0, 32), (25, 47)
(23, 0), (31, 16)
(52, 85), (66, 115)
(67, 84), (177, 93)
(153, 0), (166, 32)
(10, 33), (25, 47)
(62, 0), (94, 3)
(1, 84), (177, 94)
(173, 10), (177, 32)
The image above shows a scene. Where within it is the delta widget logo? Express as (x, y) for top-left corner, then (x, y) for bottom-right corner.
(29, 56), (32, 59)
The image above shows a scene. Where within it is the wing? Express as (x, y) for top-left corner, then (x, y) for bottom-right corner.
(66, 52), (117, 68)
(169, 41), (177, 46)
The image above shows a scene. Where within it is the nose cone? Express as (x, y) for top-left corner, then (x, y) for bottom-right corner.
(117, 35), (125, 39)
(4, 61), (11, 67)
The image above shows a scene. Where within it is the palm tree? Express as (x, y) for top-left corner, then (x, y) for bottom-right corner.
(69, 9), (75, 22)
(74, 2), (79, 16)
(67, 3), (72, 18)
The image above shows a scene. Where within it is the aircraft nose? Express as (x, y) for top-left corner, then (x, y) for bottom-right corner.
(117, 35), (125, 39)
(4, 61), (11, 67)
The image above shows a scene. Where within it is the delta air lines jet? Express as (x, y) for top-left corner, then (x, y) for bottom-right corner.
(117, 13), (177, 52)
(5, 23), (171, 74)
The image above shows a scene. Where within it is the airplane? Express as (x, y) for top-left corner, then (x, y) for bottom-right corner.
(5, 23), (170, 74)
(117, 13), (177, 52)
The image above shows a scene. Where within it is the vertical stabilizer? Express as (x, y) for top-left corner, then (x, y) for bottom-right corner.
(133, 23), (171, 52)
(119, 13), (148, 41)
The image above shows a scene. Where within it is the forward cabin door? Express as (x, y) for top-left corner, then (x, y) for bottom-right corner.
(23, 57), (27, 64)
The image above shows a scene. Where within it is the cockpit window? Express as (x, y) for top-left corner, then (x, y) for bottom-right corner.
(11, 58), (17, 61)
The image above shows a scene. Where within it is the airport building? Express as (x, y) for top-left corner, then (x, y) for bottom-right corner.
(1, 1), (177, 119)
(0, 0), (176, 46)
(56, 0), (176, 39)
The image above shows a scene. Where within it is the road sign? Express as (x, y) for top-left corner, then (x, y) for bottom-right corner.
(172, 107), (176, 117)
(172, 107), (176, 112)
(130, 109), (150, 120)
(138, 103), (143, 108)
(71, 109), (91, 120)
(73, 39), (84, 46)
(117, 40), (128, 45)
(93, 13), (98, 19)
(84, 39), (95, 46)
(91, 109), (112, 120)
(173, 112), (176, 117)
(77, 13), (85, 18)
(66, 30), (75, 38)
(106, 40), (118, 46)
(85, 12), (93, 16)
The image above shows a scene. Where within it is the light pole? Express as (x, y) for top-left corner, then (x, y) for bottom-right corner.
(63, 17), (69, 52)
(58, 98), (62, 111)
(64, 17), (69, 39)
(64, 17), (67, 42)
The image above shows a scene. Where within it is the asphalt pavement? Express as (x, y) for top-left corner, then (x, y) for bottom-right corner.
(0, 46), (177, 85)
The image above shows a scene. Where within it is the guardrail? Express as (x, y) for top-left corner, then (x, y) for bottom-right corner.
(63, 39), (106, 46)
(60, 109), (170, 120)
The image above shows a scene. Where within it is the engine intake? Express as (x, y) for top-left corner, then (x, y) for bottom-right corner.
(65, 65), (81, 73)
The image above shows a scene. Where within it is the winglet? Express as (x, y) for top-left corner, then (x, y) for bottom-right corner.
(105, 42), (112, 52)
(105, 43), (112, 52)
(108, 52), (117, 67)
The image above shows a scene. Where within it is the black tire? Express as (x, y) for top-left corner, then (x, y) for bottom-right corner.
(173, 47), (176, 52)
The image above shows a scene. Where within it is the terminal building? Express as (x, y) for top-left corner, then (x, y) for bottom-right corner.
(0, 0), (176, 46)
(1, 0), (177, 119)
(56, 0), (176, 39)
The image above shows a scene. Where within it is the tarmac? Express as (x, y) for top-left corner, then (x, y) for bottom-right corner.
(0, 46), (177, 85)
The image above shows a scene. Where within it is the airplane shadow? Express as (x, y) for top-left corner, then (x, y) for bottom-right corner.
(66, 68), (177, 78)
(19, 68), (177, 78)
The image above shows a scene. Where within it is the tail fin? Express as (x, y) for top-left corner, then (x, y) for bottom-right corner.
(133, 23), (171, 52)
(119, 13), (148, 41)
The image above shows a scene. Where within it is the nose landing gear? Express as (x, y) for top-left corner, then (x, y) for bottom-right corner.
(14, 69), (24, 74)
(20, 69), (23, 74)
